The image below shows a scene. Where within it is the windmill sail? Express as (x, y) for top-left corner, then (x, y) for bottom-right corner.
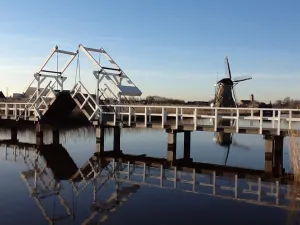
(232, 75), (252, 83)
(225, 56), (232, 79)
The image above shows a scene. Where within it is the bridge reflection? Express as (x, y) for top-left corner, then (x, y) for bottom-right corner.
(0, 140), (140, 224)
(0, 137), (299, 224)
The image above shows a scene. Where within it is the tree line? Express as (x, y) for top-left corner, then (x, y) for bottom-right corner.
(118, 95), (300, 108)
(272, 97), (300, 108)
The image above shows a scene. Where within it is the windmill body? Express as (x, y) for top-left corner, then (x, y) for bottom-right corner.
(213, 56), (252, 108)
(215, 78), (236, 108)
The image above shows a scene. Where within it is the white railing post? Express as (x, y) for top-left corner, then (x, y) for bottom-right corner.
(272, 109), (275, 128)
(99, 110), (103, 124)
(120, 105), (124, 121)
(214, 108), (218, 132)
(277, 110), (281, 135)
(144, 107), (147, 127)
(175, 108), (178, 129)
(162, 108), (165, 128)
(14, 104), (17, 119)
(148, 108), (151, 123)
(288, 110), (292, 130)
(194, 109), (197, 130)
(128, 107), (132, 126)
(180, 108), (183, 124)
(236, 108), (239, 133)
(259, 109), (263, 134)
(24, 106), (27, 119)
(5, 104), (8, 117)
(113, 106), (117, 125)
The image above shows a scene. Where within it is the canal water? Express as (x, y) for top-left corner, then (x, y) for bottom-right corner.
(0, 125), (297, 225)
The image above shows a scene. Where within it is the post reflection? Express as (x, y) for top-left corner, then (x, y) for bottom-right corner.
(0, 127), (298, 225)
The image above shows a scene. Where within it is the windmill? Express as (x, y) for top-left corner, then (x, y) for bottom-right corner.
(213, 56), (252, 108)
(212, 56), (252, 164)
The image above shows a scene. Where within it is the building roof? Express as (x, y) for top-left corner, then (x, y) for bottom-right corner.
(0, 91), (6, 99)
(240, 100), (252, 104)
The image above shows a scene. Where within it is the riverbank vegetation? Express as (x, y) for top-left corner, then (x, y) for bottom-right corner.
(288, 129), (300, 224)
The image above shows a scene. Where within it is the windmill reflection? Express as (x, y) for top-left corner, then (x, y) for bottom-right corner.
(213, 118), (250, 165)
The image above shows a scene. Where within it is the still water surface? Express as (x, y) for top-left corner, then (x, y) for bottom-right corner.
(0, 126), (296, 225)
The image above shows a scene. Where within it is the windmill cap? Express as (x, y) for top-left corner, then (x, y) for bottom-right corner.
(217, 78), (233, 86)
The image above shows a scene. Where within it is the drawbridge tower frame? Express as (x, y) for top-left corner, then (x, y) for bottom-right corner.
(77, 44), (142, 122)
(23, 46), (78, 119)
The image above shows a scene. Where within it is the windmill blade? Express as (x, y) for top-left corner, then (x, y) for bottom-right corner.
(223, 132), (234, 166)
(232, 76), (252, 83)
(231, 141), (251, 150)
(224, 145), (230, 166)
(225, 56), (232, 79)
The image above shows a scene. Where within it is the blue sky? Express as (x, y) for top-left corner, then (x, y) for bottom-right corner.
(0, 0), (299, 102)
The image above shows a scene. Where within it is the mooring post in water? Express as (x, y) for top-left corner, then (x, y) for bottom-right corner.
(36, 122), (44, 145)
(183, 131), (191, 161)
(273, 135), (284, 177)
(113, 126), (121, 152)
(10, 125), (18, 142)
(52, 126), (60, 144)
(166, 130), (177, 162)
(264, 135), (273, 175)
(264, 135), (284, 177)
(96, 126), (105, 153)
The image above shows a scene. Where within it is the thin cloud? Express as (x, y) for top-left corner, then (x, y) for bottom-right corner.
(175, 73), (300, 80)
(252, 74), (299, 80)
(175, 74), (215, 79)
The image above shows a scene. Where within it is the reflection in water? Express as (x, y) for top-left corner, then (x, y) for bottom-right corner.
(2, 142), (140, 224)
(214, 132), (250, 165)
(0, 124), (298, 224)
(213, 118), (250, 165)
(1, 139), (298, 225)
(17, 145), (74, 224)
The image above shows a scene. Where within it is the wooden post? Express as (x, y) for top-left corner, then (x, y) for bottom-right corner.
(36, 122), (44, 145)
(96, 126), (105, 153)
(273, 136), (284, 177)
(183, 131), (191, 160)
(11, 126), (18, 142)
(167, 130), (177, 162)
(264, 135), (273, 175)
(264, 135), (284, 178)
(113, 127), (121, 152)
(52, 126), (60, 144)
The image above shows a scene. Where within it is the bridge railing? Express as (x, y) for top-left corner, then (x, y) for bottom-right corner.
(98, 104), (300, 134)
(0, 103), (37, 120)
(100, 160), (295, 208)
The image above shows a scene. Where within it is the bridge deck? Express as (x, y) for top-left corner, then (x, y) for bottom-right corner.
(1, 92), (300, 136)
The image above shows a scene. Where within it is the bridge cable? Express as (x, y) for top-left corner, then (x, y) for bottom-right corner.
(75, 52), (81, 86)
(52, 182), (57, 223)
(56, 52), (59, 90)
(71, 185), (76, 224)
